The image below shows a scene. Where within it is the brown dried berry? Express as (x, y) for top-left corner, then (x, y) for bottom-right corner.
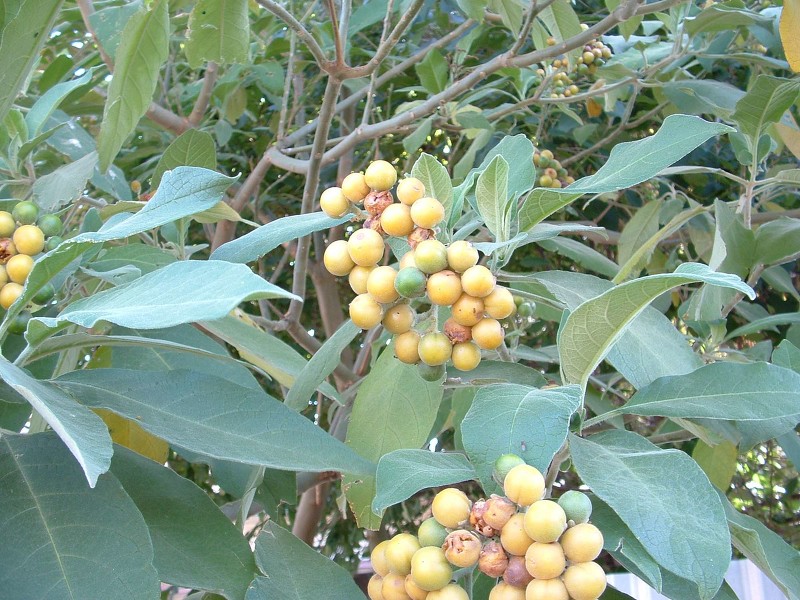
(363, 217), (385, 236)
(407, 227), (434, 248)
(468, 498), (495, 537)
(483, 495), (517, 531)
(503, 555), (533, 588)
(364, 190), (394, 216)
(478, 541), (509, 578)
(443, 530), (482, 568)
(444, 318), (473, 345)
(0, 238), (17, 264)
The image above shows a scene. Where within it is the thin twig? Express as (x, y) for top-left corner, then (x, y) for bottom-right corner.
(255, 0), (331, 69)
(187, 62), (218, 126)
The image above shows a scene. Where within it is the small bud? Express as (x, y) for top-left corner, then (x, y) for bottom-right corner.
(503, 555), (533, 588)
(478, 541), (509, 578)
(483, 495), (517, 530)
(443, 530), (482, 568)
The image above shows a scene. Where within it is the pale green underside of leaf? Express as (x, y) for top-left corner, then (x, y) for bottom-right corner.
(185, 0), (250, 68)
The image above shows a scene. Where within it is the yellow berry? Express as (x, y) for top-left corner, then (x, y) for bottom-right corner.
(413, 240), (448, 274)
(489, 582), (526, 600)
(399, 251), (417, 270)
(382, 573), (410, 600)
(461, 265), (495, 298)
(446, 241), (479, 273)
(432, 488), (472, 529)
(451, 294), (484, 327)
(426, 270), (463, 306)
(394, 330), (421, 364)
(419, 332), (452, 366)
(451, 342), (481, 371)
(350, 293), (384, 329)
(348, 228), (385, 266)
(386, 533), (421, 576)
(0, 212), (15, 237)
(397, 177), (426, 205)
(524, 542), (565, 580)
(0, 265), (6, 287)
(349, 265), (375, 294)
(410, 197), (445, 229)
(5, 254), (34, 284)
(0, 282), (23, 310)
(373, 540), (392, 576)
(323, 240), (355, 276)
(368, 575), (385, 600)
(500, 514), (534, 556)
(342, 172), (371, 202)
(365, 160), (398, 191)
(427, 584), (468, 600)
(410, 546), (452, 592)
(525, 578), (569, 600)
(504, 464), (545, 507)
(367, 266), (400, 304)
(560, 523), (604, 563)
(472, 318), (504, 350)
(562, 562), (607, 600)
(383, 304), (415, 334)
(13, 225), (45, 256)
(524, 500), (567, 543)
(405, 574), (431, 599)
(320, 187), (350, 217)
(381, 204), (416, 237)
(483, 286), (515, 319)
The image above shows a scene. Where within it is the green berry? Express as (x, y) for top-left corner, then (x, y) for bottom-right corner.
(37, 214), (62, 237)
(13, 201), (39, 225)
(493, 453), (525, 486)
(395, 267), (427, 298)
(558, 490), (593, 524)
(418, 363), (446, 382)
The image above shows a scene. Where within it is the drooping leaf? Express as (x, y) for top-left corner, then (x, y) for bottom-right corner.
(211, 211), (351, 263)
(185, 0), (250, 68)
(448, 360), (547, 387)
(0, 0), (65, 122)
(343, 350), (443, 528)
(55, 368), (374, 476)
(415, 49), (449, 95)
(693, 440), (738, 491)
(152, 129), (218, 188)
(372, 450), (477, 513)
(685, 2), (774, 34)
(559, 263), (754, 388)
(461, 384), (582, 493)
(246, 521), (364, 599)
(284, 320), (359, 411)
(518, 115), (734, 230)
(731, 75), (800, 147)
(570, 430), (731, 600)
(475, 155), (511, 241)
(537, 0), (583, 64)
(0, 432), (160, 599)
(616, 199), (663, 278)
(0, 356), (112, 487)
(537, 237), (620, 278)
(97, 0), (169, 171)
(111, 446), (257, 599)
(32, 151), (98, 213)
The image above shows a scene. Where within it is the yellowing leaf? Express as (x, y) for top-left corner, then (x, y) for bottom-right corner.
(96, 409), (170, 463)
(780, 0), (800, 72)
(587, 98), (603, 118)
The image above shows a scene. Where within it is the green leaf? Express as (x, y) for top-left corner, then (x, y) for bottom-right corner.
(0, 0), (65, 123)
(246, 521), (364, 599)
(55, 368), (374, 476)
(111, 446), (257, 599)
(0, 356), (112, 487)
(773, 340), (800, 372)
(457, 0), (489, 21)
(754, 217), (800, 265)
(685, 2), (774, 34)
(449, 360), (547, 387)
(719, 492), (800, 600)
(285, 320), (359, 411)
(538, 0), (583, 64)
(32, 261), (297, 340)
(570, 430), (731, 600)
(402, 115), (434, 154)
(461, 384), (582, 493)
(32, 150), (98, 213)
(185, 0), (250, 68)
(616, 199), (663, 278)
(530, 270), (703, 388)
(25, 68), (94, 136)
(411, 153), (454, 220)
(693, 440), (737, 491)
(88, 0), (144, 60)
(559, 263), (754, 388)
(372, 450), (477, 513)
(725, 313), (800, 340)
(587, 362), (800, 425)
(152, 129), (218, 188)
(343, 350), (443, 528)
(475, 155), (511, 241)
(488, 0), (524, 33)
(97, 0), (169, 171)
(211, 211), (350, 263)
(415, 49), (449, 95)
(201, 315), (339, 401)
(731, 75), (800, 148)
(90, 243), (176, 275)
(537, 237), (620, 278)
(0, 432), (160, 599)
(519, 115), (734, 230)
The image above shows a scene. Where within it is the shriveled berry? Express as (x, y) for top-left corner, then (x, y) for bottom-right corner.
(443, 530), (481, 568)
(320, 186), (350, 217)
(418, 332), (452, 366)
(383, 304), (415, 334)
(342, 172), (371, 202)
(323, 239), (355, 276)
(479, 541), (509, 578)
(407, 227), (434, 248)
(413, 240), (448, 274)
(484, 495), (517, 530)
(365, 190), (394, 216)
(446, 241), (479, 273)
(381, 204), (415, 237)
(397, 177), (425, 205)
(0, 239), (17, 264)
(350, 294), (384, 329)
(410, 197), (445, 229)
(469, 499), (495, 537)
(503, 555), (533, 588)
(348, 228), (385, 266)
(365, 160), (398, 191)
(367, 266), (400, 304)
(394, 330), (421, 364)
(450, 294), (484, 327)
(451, 342), (481, 371)
(363, 216), (386, 236)
(426, 270), (462, 306)
(443, 318), (472, 344)
(472, 318), (504, 350)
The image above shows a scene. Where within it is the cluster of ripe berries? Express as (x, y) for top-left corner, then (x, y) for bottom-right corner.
(533, 151), (574, 189)
(0, 201), (60, 330)
(367, 455), (606, 600)
(537, 32), (613, 100)
(321, 161), (518, 377)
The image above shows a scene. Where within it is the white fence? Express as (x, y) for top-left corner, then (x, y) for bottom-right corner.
(607, 559), (788, 599)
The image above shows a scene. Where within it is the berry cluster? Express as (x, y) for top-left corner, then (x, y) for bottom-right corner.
(533, 150), (574, 189)
(368, 455), (606, 600)
(321, 161), (518, 377)
(537, 31), (613, 101)
(0, 202), (60, 331)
